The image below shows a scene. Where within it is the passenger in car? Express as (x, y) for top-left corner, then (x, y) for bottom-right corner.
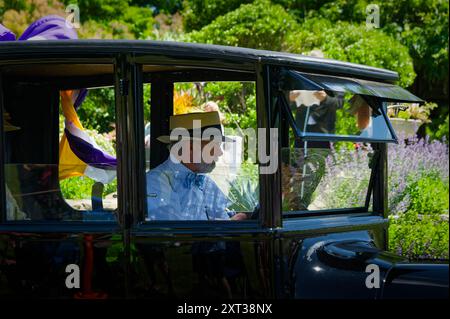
(146, 111), (247, 221)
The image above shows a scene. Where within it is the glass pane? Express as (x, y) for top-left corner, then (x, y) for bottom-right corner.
(294, 72), (423, 102)
(286, 90), (395, 141)
(59, 87), (118, 217)
(145, 80), (258, 221)
(282, 141), (373, 212)
(2, 74), (117, 222)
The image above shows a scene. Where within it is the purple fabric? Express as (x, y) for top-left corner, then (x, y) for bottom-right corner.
(74, 89), (88, 110)
(65, 128), (117, 169)
(0, 24), (16, 41)
(2, 15), (117, 172)
(19, 15), (78, 40)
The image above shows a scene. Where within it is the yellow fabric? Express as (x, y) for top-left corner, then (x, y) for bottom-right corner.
(60, 90), (83, 129)
(58, 90), (87, 180)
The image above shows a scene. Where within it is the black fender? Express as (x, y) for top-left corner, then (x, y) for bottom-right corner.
(288, 232), (449, 299)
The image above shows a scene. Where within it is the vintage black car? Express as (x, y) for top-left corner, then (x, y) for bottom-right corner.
(0, 40), (448, 299)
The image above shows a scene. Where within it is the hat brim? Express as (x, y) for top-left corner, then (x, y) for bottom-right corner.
(157, 135), (235, 144)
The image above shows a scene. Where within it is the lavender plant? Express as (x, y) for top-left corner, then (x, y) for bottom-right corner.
(313, 135), (449, 260)
(309, 143), (372, 210)
(388, 134), (449, 216)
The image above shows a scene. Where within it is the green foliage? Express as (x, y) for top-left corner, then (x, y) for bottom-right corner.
(285, 18), (416, 87)
(426, 114), (449, 142)
(203, 82), (257, 130)
(60, 176), (117, 199)
(389, 211), (449, 260)
(407, 172), (449, 216)
(64, 0), (155, 39)
(73, 0), (132, 22)
(0, 0), (28, 14)
(188, 0), (298, 51)
(131, 0), (182, 14)
(77, 88), (115, 134)
(228, 161), (259, 212)
(376, 0), (448, 92)
(122, 5), (156, 39)
(392, 102), (437, 123)
(182, 0), (252, 32)
(335, 107), (359, 137)
(389, 170), (449, 260)
(289, 0), (449, 94)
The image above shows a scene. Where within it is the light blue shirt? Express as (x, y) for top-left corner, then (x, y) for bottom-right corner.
(146, 155), (232, 221)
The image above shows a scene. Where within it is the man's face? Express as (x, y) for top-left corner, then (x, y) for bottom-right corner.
(190, 140), (223, 173)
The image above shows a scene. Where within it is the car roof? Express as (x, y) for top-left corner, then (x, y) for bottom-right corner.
(0, 40), (399, 83)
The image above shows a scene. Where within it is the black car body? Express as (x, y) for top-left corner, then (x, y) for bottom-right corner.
(0, 40), (448, 299)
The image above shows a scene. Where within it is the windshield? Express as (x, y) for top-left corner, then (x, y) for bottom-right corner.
(277, 70), (423, 143)
(284, 90), (395, 141)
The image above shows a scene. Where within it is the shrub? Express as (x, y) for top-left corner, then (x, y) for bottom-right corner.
(203, 82), (257, 130)
(285, 0), (448, 95)
(388, 135), (449, 215)
(387, 136), (448, 259)
(285, 18), (416, 87)
(309, 143), (372, 209)
(188, 0), (298, 51)
(228, 161), (259, 212)
(60, 176), (117, 199)
(426, 114), (449, 142)
(77, 88), (116, 134)
(182, 0), (252, 32)
(389, 211), (449, 260)
(122, 6), (155, 39)
(407, 173), (449, 216)
(301, 136), (448, 259)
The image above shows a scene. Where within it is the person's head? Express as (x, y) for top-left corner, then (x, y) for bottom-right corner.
(170, 139), (223, 173)
(158, 111), (230, 173)
(204, 101), (225, 123)
(204, 101), (219, 113)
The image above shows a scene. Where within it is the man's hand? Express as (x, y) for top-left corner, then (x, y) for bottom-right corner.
(231, 213), (247, 221)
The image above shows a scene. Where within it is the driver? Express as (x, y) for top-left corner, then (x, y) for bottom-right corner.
(146, 111), (247, 221)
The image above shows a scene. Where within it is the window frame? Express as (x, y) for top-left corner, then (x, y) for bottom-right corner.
(133, 62), (266, 229)
(0, 58), (121, 229)
(270, 66), (400, 219)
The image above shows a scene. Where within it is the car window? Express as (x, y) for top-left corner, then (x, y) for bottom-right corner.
(144, 75), (259, 222)
(275, 69), (425, 143)
(2, 63), (118, 222)
(281, 140), (374, 213)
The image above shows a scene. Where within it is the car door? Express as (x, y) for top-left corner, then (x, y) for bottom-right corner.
(0, 57), (127, 298)
(125, 60), (278, 299)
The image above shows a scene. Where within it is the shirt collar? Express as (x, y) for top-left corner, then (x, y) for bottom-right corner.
(167, 153), (193, 175)
(167, 153), (208, 178)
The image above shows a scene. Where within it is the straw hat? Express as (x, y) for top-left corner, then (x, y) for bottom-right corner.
(157, 111), (233, 144)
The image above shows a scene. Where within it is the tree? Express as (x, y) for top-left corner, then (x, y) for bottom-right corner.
(131, 0), (183, 14)
(284, 18), (416, 87)
(188, 0), (298, 51)
(282, 0), (448, 97)
(182, 0), (253, 32)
